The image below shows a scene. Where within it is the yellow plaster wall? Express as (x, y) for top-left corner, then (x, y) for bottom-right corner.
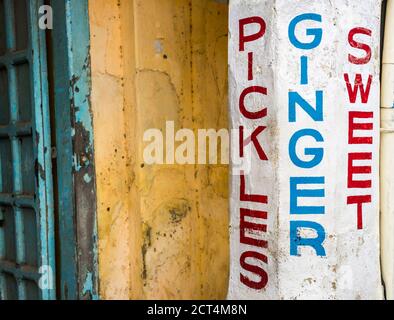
(89, 0), (229, 300)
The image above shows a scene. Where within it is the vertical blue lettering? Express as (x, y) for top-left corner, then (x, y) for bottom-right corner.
(288, 13), (323, 50)
(290, 221), (326, 256)
(290, 177), (325, 214)
(289, 91), (323, 122)
(289, 129), (324, 168)
(300, 56), (308, 85)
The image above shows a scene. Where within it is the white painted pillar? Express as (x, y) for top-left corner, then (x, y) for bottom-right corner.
(381, 0), (394, 300)
(229, 0), (383, 299)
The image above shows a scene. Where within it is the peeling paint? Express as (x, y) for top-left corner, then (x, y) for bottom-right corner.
(51, 0), (99, 300)
(168, 201), (191, 224)
(141, 223), (152, 281)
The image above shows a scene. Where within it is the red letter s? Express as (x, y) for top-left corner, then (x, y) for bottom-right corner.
(348, 27), (372, 65)
(240, 251), (268, 290)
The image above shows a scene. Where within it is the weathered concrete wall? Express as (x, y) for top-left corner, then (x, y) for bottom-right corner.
(89, 0), (132, 299)
(89, 0), (229, 299)
(229, 0), (383, 299)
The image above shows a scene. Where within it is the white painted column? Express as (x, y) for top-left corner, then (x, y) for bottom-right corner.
(381, 0), (394, 300)
(229, 0), (383, 299)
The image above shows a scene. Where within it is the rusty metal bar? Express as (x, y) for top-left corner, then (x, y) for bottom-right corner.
(0, 194), (35, 208)
(0, 121), (32, 138)
(0, 260), (40, 282)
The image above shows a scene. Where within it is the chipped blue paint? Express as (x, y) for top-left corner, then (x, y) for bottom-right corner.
(51, 0), (99, 300)
(83, 174), (92, 184)
(82, 272), (98, 300)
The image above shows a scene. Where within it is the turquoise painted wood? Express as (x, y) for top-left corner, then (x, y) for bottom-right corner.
(0, 0), (55, 300)
(50, 0), (99, 300)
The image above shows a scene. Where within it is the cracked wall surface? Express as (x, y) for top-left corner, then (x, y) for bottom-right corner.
(89, 0), (229, 299)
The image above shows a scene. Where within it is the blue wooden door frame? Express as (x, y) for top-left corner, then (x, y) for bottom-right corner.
(49, 0), (99, 300)
(0, 0), (98, 300)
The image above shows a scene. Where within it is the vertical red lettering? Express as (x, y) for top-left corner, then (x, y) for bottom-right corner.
(240, 251), (268, 289)
(239, 17), (266, 52)
(348, 27), (372, 65)
(347, 195), (372, 230)
(239, 126), (268, 160)
(239, 86), (268, 119)
(240, 208), (268, 248)
(349, 111), (373, 144)
(240, 174), (268, 204)
(248, 52), (254, 81)
(344, 74), (373, 104)
(348, 152), (372, 189)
